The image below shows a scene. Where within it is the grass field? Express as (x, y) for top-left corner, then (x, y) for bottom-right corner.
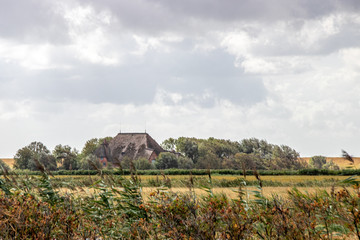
(52, 174), (355, 200)
(58, 186), (338, 200)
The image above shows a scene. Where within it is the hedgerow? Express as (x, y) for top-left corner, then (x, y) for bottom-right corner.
(6, 168), (360, 176)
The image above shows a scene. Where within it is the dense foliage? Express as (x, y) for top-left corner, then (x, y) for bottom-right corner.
(161, 137), (305, 170)
(14, 142), (57, 171)
(1, 167), (360, 239)
(12, 137), (325, 171)
(309, 155), (340, 170)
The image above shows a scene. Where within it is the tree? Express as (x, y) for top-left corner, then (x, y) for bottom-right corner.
(53, 145), (79, 170)
(176, 138), (199, 163)
(161, 138), (177, 151)
(271, 145), (302, 170)
(134, 158), (154, 170)
(155, 152), (178, 169)
(78, 137), (113, 169)
(177, 156), (194, 169)
(81, 137), (113, 157)
(309, 155), (327, 169)
(309, 156), (340, 170)
(14, 142), (57, 171)
(233, 153), (266, 170)
(239, 138), (273, 160)
(323, 160), (340, 170)
(196, 143), (221, 169)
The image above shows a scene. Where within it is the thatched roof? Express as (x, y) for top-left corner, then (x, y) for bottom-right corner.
(95, 133), (164, 163)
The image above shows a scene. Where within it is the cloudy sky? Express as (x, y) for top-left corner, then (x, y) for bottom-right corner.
(1, 0), (360, 157)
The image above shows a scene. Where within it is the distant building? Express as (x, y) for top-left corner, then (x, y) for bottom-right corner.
(94, 133), (165, 167)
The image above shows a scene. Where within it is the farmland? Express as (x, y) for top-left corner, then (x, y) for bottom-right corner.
(52, 174), (354, 199)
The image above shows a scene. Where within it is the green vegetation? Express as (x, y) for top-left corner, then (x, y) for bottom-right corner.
(13, 136), (308, 172)
(162, 137), (305, 170)
(6, 168), (360, 176)
(1, 165), (360, 239)
(13, 142), (57, 171)
(309, 155), (340, 170)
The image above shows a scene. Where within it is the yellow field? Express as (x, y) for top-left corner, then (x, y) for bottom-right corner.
(134, 174), (353, 182)
(59, 186), (343, 200)
(301, 157), (360, 169)
(1, 158), (14, 168)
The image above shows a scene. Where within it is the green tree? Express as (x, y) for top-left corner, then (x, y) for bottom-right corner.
(79, 154), (103, 170)
(53, 145), (79, 170)
(207, 137), (240, 159)
(176, 138), (199, 163)
(239, 138), (273, 160)
(79, 137), (113, 169)
(271, 145), (302, 170)
(196, 143), (221, 169)
(134, 158), (154, 170)
(309, 155), (327, 169)
(119, 156), (133, 169)
(155, 152), (178, 169)
(14, 142), (57, 171)
(323, 160), (340, 170)
(233, 153), (266, 170)
(161, 138), (177, 151)
(177, 156), (194, 169)
(81, 137), (113, 157)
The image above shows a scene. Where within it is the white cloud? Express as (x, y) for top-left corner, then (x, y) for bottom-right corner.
(1, 0), (360, 158)
(0, 39), (53, 70)
(63, 3), (120, 65)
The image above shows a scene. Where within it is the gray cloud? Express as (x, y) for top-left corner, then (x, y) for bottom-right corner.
(0, 0), (69, 44)
(1, 0), (360, 157)
(86, 0), (360, 29)
(0, 47), (266, 107)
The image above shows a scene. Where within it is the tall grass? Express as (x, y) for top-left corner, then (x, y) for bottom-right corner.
(2, 164), (360, 239)
(7, 168), (360, 176)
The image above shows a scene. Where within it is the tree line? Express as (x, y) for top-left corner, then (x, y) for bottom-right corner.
(3, 136), (336, 172)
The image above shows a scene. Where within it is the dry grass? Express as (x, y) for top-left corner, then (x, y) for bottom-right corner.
(1, 158), (14, 169)
(301, 157), (360, 169)
(58, 186), (341, 200)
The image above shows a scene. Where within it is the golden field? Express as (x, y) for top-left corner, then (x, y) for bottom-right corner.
(1, 158), (14, 168)
(301, 157), (360, 169)
(58, 185), (337, 199)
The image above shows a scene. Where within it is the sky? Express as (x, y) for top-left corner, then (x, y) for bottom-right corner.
(1, 0), (360, 157)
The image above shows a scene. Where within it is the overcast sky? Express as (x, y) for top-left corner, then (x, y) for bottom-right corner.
(1, 0), (360, 157)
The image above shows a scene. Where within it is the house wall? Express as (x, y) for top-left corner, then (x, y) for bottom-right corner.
(99, 157), (108, 167)
(148, 151), (158, 163)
